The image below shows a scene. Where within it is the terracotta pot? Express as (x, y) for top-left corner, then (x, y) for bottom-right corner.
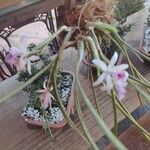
(0, 0), (21, 9)
(23, 70), (74, 129)
(139, 26), (150, 58)
(82, 52), (123, 68)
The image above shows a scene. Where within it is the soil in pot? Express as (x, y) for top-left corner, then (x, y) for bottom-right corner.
(22, 72), (73, 125)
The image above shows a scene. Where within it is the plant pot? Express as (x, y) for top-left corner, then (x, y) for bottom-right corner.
(22, 70), (74, 129)
(139, 25), (150, 59)
(82, 52), (123, 68)
(0, 0), (21, 9)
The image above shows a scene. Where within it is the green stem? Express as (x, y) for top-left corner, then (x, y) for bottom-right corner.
(27, 25), (69, 57)
(90, 28), (109, 63)
(129, 80), (150, 104)
(47, 125), (54, 141)
(86, 21), (150, 61)
(42, 109), (54, 141)
(51, 30), (90, 144)
(129, 75), (150, 88)
(76, 41), (127, 150)
(74, 86), (99, 150)
(111, 90), (118, 136)
(90, 66), (102, 117)
(0, 62), (52, 104)
(116, 33), (150, 62)
(80, 35), (100, 76)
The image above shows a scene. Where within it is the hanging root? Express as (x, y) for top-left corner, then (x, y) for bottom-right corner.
(64, 0), (116, 27)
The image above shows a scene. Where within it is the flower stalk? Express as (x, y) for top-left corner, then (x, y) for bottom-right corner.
(75, 44), (127, 150)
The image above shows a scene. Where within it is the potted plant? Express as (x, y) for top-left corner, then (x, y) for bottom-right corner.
(21, 69), (75, 129)
(4, 43), (75, 129)
(0, 0), (150, 149)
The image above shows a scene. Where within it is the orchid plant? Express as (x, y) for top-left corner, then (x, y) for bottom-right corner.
(0, 1), (150, 150)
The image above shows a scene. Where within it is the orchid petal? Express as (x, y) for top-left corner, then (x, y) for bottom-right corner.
(113, 71), (129, 82)
(93, 73), (106, 86)
(111, 64), (129, 72)
(42, 98), (48, 109)
(50, 93), (55, 100)
(121, 71), (129, 82)
(43, 92), (51, 109)
(37, 88), (52, 109)
(106, 74), (113, 90)
(92, 59), (107, 71)
(108, 52), (118, 68)
(115, 82), (127, 100)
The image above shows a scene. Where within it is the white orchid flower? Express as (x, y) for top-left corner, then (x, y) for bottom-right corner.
(92, 52), (129, 100)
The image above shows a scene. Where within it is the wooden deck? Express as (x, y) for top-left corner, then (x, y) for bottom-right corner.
(0, 47), (149, 150)
(0, 0), (65, 30)
(0, 5), (150, 150)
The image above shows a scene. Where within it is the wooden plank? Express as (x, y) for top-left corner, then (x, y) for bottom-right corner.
(64, 0), (76, 10)
(107, 113), (150, 150)
(0, 0), (63, 16)
(0, 0), (21, 9)
(0, 0), (65, 30)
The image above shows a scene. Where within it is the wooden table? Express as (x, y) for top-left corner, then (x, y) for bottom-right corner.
(0, 4), (149, 150)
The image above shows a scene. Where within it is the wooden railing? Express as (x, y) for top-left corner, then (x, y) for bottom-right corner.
(0, 0), (79, 81)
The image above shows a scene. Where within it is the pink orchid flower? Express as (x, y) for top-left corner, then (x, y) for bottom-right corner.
(5, 47), (32, 75)
(37, 81), (54, 109)
(5, 47), (23, 66)
(37, 89), (52, 109)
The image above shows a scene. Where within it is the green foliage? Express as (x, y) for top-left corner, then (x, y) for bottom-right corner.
(117, 18), (134, 38)
(27, 43), (36, 52)
(116, 0), (144, 20)
(17, 64), (50, 92)
(27, 91), (42, 110)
